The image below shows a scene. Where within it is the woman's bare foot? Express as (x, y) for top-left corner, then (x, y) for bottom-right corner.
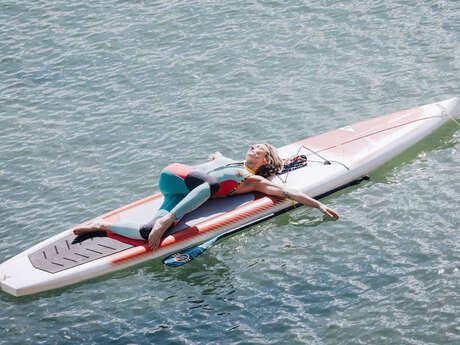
(148, 212), (176, 250)
(73, 218), (111, 236)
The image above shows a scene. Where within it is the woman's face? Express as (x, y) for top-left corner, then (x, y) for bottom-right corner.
(246, 144), (269, 167)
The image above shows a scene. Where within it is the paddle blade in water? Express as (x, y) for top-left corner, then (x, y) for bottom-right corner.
(163, 240), (216, 267)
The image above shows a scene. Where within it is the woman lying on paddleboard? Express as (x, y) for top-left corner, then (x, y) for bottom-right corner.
(73, 144), (339, 250)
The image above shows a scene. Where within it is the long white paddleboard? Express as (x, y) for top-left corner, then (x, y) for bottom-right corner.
(1, 97), (458, 296)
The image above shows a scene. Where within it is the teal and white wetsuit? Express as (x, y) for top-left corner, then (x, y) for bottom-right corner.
(110, 157), (252, 241)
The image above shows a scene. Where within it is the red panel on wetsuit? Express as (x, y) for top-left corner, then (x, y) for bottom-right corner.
(166, 163), (193, 179)
(213, 180), (239, 197)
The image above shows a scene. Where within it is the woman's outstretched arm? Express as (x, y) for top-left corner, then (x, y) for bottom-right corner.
(237, 175), (339, 219)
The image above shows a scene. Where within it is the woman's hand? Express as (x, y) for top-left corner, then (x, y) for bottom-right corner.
(317, 203), (339, 219)
(209, 151), (223, 160)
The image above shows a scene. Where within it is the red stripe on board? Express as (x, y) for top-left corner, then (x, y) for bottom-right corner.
(110, 244), (150, 263)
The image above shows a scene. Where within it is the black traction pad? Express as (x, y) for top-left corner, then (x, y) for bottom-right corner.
(28, 232), (135, 274)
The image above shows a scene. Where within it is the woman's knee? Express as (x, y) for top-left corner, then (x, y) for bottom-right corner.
(184, 171), (219, 195)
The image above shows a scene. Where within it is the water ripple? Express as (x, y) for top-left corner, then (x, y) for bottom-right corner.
(1, 0), (459, 344)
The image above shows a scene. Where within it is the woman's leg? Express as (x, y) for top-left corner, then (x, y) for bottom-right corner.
(137, 166), (216, 245)
(144, 182), (215, 249)
(74, 165), (217, 249)
(140, 180), (214, 239)
(138, 193), (186, 240)
(170, 181), (212, 220)
(72, 194), (184, 239)
(72, 219), (142, 238)
(73, 165), (189, 238)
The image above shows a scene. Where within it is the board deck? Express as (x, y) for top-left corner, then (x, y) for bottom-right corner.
(1, 97), (458, 296)
(28, 232), (133, 274)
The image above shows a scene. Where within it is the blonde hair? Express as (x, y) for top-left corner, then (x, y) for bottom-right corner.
(256, 143), (283, 178)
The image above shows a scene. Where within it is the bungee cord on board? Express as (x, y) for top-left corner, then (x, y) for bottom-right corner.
(276, 145), (350, 184)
